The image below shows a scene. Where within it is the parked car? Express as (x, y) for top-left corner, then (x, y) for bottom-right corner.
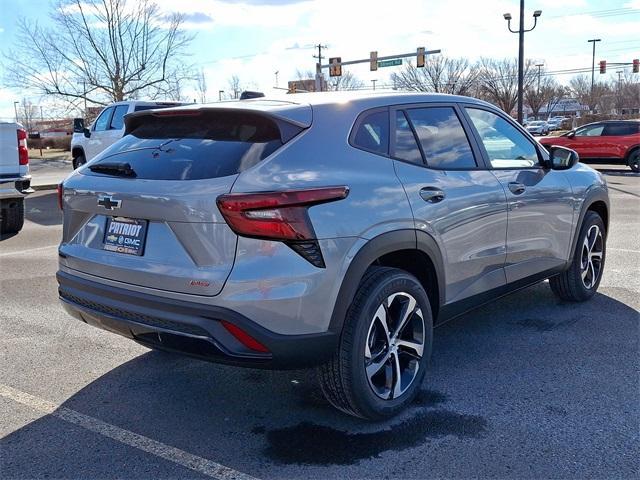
(0, 122), (33, 234)
(71, 100), (186, 169)
(540, 120), (640, 172)
(57, 92), (609, 419)
(525, 120), (549, 135)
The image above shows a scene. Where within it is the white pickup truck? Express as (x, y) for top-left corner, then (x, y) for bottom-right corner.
(0, 122), (32, 234)
(71, 100), (185, 168)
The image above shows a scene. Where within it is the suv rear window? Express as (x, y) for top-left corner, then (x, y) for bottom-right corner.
(86, 111), (300, 180)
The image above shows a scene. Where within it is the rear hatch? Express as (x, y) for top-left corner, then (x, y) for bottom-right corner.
(59, 105), (309, 296)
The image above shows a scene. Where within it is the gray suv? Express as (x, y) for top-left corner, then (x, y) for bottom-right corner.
(57, 93), (609, 419)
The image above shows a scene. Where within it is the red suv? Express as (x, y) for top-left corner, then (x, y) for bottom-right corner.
(539, 120), (640, 172)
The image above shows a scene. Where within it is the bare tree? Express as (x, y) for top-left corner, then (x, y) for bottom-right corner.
(568, 74), (612, 113)
(390, 57), (479, 95)
(477, 58), (536, 115)
(195, 69), (207, 103)
(329, 71), (364, 91)
(524, 74), (567, 119)
(18, 98), (39, 131)
(227, 75), (243, 99)
(3, 0), (193, 107)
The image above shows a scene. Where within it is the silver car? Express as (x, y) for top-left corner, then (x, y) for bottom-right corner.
(57, 92), (609, 419)
(525, 120), (549, 136)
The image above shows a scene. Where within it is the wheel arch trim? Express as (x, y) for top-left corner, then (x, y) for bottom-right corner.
(569, 187), (610, 262)
(328, 229), (445, 334)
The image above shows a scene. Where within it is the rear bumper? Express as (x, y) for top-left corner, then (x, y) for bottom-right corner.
(0, 175), (33, 200)
(57, 270), (338, 369)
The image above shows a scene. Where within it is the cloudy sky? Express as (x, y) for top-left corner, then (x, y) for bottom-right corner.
(1, 0), (639, 120)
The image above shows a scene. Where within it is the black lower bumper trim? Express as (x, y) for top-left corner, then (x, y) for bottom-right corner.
(57, 270), (338, 369)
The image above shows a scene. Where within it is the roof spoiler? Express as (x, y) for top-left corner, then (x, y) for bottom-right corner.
(239, 91), (265, 100)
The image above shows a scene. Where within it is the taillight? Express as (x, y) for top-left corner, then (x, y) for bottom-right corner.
(57, 183), (64, 210)
(217, 186), (349, 267)
(17, 128), (28, 166)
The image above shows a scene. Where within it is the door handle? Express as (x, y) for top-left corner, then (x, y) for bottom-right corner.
(419, 187), (446, 203)
(508, 182), (526, 195)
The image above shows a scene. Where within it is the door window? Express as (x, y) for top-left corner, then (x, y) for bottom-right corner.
(602, 123), (639, 136)
(394, 111), (423, 165)
(351, 109), (389, 155)
(403, 107), (476, 169)
(93, 107), (114, 132)
(109, 105), (129, 130)
(466, 108), (539, 169)
(575, 124), (604, 137)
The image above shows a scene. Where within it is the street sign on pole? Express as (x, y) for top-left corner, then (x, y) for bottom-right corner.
(378, 59), (402, 68)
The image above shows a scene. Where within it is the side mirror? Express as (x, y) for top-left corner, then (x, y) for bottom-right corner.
(83, 127), (91, 138)
(548, 145), (579, 170)
(73, 118), (85, 133)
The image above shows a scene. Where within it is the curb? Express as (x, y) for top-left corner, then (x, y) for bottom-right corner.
(32, 183), (59, 192)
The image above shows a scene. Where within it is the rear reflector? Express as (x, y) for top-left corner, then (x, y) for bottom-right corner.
(17, 128), (28, 166)
(221, 320), (270, 353)
(216, 186), (349, 242)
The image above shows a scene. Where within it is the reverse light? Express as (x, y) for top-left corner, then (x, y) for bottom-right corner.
(216, 186), (349, 267)
(17, 128), (28, 166)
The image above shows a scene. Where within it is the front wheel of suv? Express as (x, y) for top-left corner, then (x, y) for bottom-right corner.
(550, 211), (606, 302)
(627, 148), (640, 173)
(318, 267), (433, 419)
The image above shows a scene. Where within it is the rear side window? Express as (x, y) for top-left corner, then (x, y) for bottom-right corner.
(93, 107), (113, 132)
(405, 107), (476, 169)
(351, 110), (389, 155)
(86, 112), (298, 180)
(603, 123), (639, 136)
(394, 111), (423, 165)
(109, 105), (129, 130)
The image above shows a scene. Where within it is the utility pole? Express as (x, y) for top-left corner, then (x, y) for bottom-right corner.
(536, 63), (543, 91)
(504, 2), (542, 124)
(13, 101), (19, 122)
(371, 79), (377, 90)
(313, 43), (328, 92)
(588, 39), (601, 94)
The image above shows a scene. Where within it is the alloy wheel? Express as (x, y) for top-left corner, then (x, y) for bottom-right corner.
(580, 224), (604, 289)
(364, 292), (425, 400)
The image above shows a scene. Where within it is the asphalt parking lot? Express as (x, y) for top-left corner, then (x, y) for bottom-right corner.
(1, 165), (638, 479)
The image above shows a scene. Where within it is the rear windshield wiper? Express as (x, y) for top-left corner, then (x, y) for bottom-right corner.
(89, 162), (137, 177)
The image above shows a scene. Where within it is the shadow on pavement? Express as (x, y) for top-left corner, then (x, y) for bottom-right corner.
(25, 192), (62, 226)
(2, 283), (638, 478)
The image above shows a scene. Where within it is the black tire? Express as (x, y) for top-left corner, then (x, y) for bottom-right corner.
(550, 211), (606, 302)
(0, 198), (25, 234)
(627, 148), (639, 173)
(317, 267), (433, 419)
(73, 153), (86, 170)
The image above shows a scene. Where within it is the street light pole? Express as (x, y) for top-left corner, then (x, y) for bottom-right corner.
(504, 2), (542, 124)
(13, 101), (19, 123)
(371, 79), (377, 90)
(588, 39), (601, 94)
(218, 90), (224, 101)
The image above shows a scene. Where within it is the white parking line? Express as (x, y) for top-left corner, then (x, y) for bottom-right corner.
(609, 248), (640, 254)
(0, 244), (59, 257)
(0, 384), (259, 480)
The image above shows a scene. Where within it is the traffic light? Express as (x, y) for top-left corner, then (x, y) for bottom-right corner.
(599, 60), (606, 74)
(329, 57), (342, 77)
(633, 59), (639, 73)
(370, 51), (378, 71)
(417, 47), (425, 68)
